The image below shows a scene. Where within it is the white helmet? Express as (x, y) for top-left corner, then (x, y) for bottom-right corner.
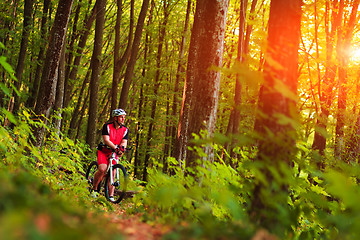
(112, 108), (126, 117)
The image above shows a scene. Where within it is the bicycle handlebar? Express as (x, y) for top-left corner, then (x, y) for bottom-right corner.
(97, 142), (132, 152)
(102, 144), (131, 152)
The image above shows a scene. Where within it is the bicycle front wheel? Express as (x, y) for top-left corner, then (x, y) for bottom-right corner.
(104, 164), (128, 204)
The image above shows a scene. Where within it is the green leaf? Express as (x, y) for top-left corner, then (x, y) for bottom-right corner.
(1, 108), (18, 125)
(0, 83), (11, 97)
(0, 56), (16, 80)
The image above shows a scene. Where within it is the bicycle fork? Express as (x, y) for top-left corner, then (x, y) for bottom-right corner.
(108, 153), (120, 187)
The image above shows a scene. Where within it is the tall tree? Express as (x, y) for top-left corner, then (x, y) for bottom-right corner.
(53, 37), (67, 135)
(133, 0), (154, 179)
(250, 0), (302, 229)
(335, 0), (359, 160)
(175, 0), (230, 167)
(32, 0), (74, 147)
(67, 66), (91, 138)
(26, 0), (50, 109)
(312, 0), (342, 159)
(12, 0), (34, 113)
(142, 0), (169, 182)
(86, 0), (107, 149)
(170, 0), (191, 166)
(118, 0), (150, 109)
(111, 0), (135, 113)
(63, 4), (96, 110)
(225, 0), (251, 161)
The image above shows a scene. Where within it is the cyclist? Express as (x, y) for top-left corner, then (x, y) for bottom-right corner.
(91, 108), (129, 201)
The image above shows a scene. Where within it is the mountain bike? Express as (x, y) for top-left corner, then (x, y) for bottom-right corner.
(85, 147), (128, 204)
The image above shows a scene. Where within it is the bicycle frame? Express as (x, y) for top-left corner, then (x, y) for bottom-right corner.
(107, 152), (120, 187)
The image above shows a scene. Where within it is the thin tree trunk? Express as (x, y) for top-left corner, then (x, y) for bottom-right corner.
(1, 0), (20, 109)
(335, 0), (359, 160)
(76, 89), (90, 141)
(118, 0), (150, 109)
(86, 0), (106, 149)
(65, 0), (82, 85)
(111, 0), (135, 113)
(133, 2), (153, 179)
(68, 67), (91, 138)
(133, 82), (144, 179)
(228, 0), (247, 161)
(26, 0), (50, 109)
(143, 0), (168, 182)
(163, 92), (171, 173)
(53, 36), (67, 135)
(171, 0), (191, 166)
(13, 0), (34, 114)
(63, 4), (96, 109)
(244, 0), (257, 54)
(110, 0), (124, 113)
(312, 0), (342, 161)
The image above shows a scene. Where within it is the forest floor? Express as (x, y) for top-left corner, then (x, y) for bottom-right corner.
(102, 202), (172, 240)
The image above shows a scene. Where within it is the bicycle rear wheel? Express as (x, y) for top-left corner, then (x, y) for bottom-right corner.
(104, 164), (128, 204)
(85, 161), (101, 193)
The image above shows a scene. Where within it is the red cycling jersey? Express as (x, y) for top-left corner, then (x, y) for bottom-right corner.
(97, 122), (129, 165)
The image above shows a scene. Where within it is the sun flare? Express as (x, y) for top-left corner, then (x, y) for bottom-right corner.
(350, 47), (360, 63)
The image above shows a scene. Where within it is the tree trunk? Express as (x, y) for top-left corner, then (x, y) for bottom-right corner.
(68, 67), (91, 138)
(13, 0), (34, 113)
(244, 0), (258, 55)
(85, 0), (106, 149)
(176, 0), (230, 168)
(111, 0), (135, 113)
(142, 0), (168, 182)
(76, 89), (90, 141)
(53, 37), (67, 135)
(250, 0), (302, 228)
(63, 0), (82, 102)
(171, 0), (191, 166)
(163, 92), (171, 173)
(312, 0), (342, 160)
(118, 0), (150, 109)
(227, 0), (248, 161)
(110, 0), (123, 114)
(335, 0), (359, 160)
(26, 0), (50, 109)
(133, 2), (154, 179)
(32, 0), (74, 147)
(63, 5), (96, 109)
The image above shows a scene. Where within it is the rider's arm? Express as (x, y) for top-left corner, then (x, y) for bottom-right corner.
(119, 139), (127, 150)
(118, 127), (128, 152)
(102, 135), (117, 150)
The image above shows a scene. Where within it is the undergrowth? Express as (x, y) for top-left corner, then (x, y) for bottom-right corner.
(0, 109), (124, 239)
(1, 107), (360, 239)
(129, 137), (360, 240)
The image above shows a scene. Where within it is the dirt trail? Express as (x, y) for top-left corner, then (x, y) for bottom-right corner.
(105, 204), (171, 240)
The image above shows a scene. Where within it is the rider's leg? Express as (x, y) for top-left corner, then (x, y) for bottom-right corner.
(93, 150), (109, 192)
(108, 169), (116, 197)
(93, 164), (107, 191)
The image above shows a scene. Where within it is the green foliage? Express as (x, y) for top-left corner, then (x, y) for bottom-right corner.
(0, 109), (125, 239)
(129, 133), (360, 239)
(131, 152), (255, 239)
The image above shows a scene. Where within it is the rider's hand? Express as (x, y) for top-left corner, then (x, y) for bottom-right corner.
(115, 145), (125, 156)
